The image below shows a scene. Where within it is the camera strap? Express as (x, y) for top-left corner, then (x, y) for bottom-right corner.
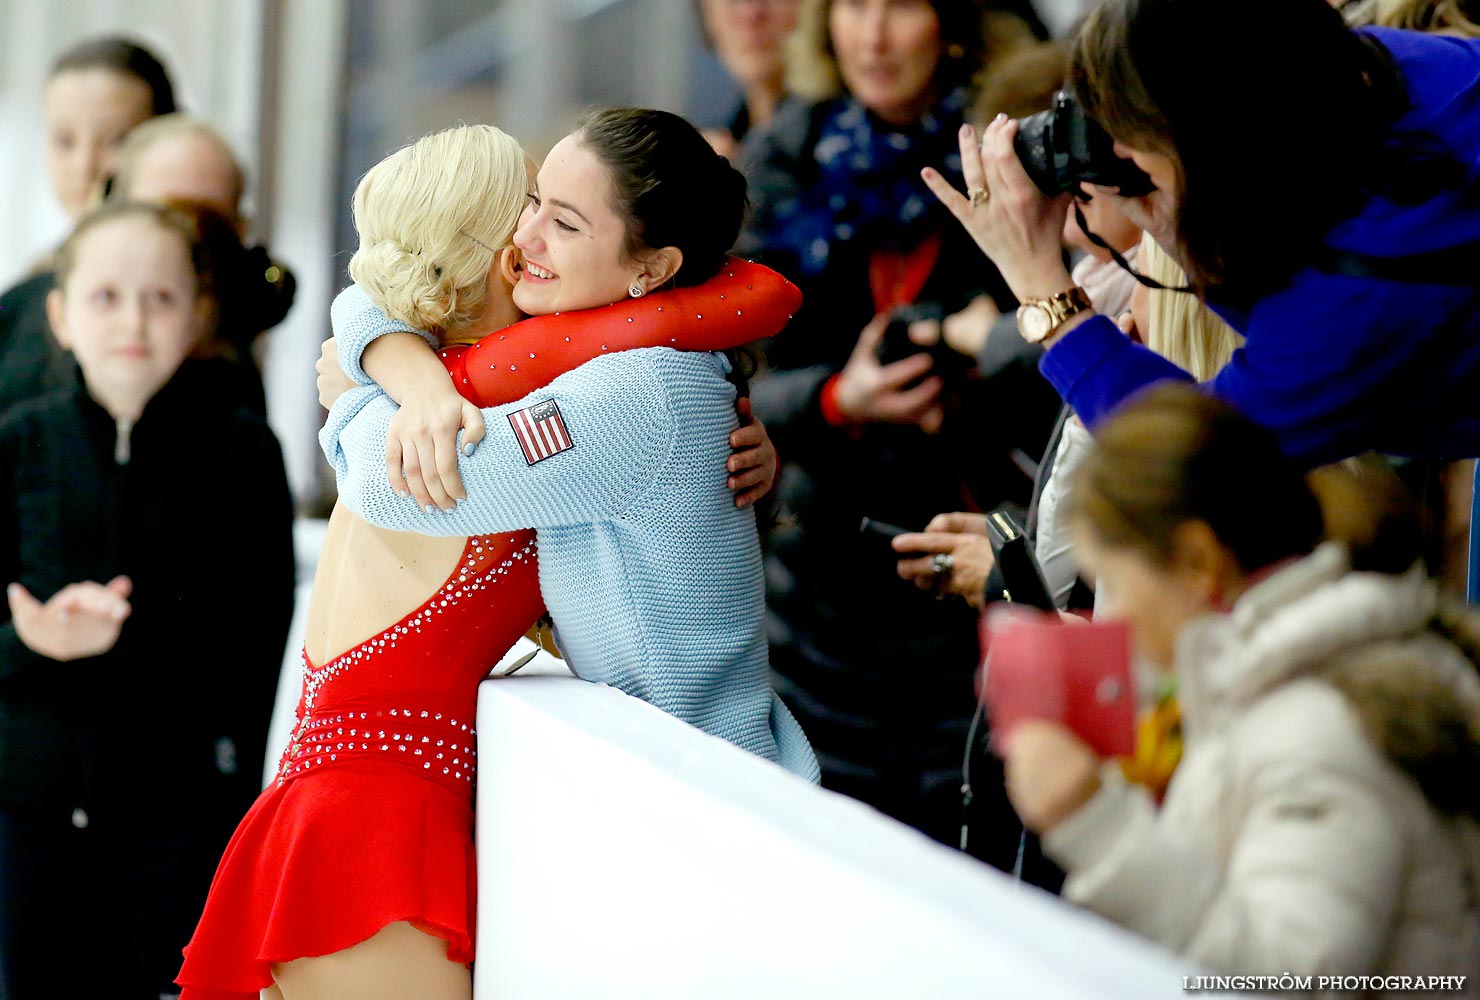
(1073, 202), (1193, 293)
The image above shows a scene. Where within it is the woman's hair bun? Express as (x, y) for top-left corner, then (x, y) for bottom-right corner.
(351, 238), (461, 333)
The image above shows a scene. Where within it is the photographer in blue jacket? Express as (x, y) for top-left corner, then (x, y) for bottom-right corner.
(923, 0), (1480, 471)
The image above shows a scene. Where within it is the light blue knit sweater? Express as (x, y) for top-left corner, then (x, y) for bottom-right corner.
(322, 288), (819, 781)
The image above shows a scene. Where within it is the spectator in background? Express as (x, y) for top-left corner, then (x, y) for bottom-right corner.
(894, 193), (1142, 612)
(112, 112), (245, 225)
(697, 0), (801, 159)
(0, 36), (175, 415)
(899, 222), (1246, 885)
(45, 37), (176, 223)
(111, 114), (298, 417)
(738, 0), (1061, 873)
(1005, 385), (1480, 985)
(0, 201), (293, 999)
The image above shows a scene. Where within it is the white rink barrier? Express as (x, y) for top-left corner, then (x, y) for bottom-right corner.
(473, 643), (1204, 1000)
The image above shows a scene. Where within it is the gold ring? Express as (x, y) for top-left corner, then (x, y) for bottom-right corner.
(969, 185), (990, 208)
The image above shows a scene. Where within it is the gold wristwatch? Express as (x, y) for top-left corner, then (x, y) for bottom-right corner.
(1015, 286), (1094, 344)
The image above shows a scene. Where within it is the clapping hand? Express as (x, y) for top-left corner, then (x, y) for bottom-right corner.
(8, 576), (132, 661)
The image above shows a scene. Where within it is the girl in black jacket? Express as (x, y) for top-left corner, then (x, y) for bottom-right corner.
(0, 201), (294, 999)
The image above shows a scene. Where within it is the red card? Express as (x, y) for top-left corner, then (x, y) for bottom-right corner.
(980, 607), (1137, 759)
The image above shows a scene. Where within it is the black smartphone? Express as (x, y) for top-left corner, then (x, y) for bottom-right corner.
(984, 511), (1057, 612)
(859, 516), (920, 560)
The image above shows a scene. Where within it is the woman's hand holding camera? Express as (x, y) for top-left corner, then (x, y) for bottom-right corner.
(1004, 719), (1102, 834)
(834, 314), (945, 434)
(893, 512), (996, 605)
(922, 118), (1077, 304)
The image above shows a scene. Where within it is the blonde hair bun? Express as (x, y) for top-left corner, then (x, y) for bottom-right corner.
(348, 124), (527, 339)
(353, 238), (463, 334)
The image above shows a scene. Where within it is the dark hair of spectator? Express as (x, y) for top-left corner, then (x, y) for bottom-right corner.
(54, 200), (209, 294)
(575, 107), (748, 288)
(1069, 384), (1324, 575)
(1069, 0), (1456, 307)
(167, 201), (294, 348)
(49, 36), (177, 116)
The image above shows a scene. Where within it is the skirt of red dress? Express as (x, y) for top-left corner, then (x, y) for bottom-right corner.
(175, 761), (476, 999)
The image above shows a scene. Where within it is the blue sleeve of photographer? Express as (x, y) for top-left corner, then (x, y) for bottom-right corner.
(1041, 31), (1480, 468)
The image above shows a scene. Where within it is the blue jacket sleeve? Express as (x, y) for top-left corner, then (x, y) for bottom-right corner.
(1041, 270), (1453, 464)
(330, 285), (438, 386)
(321, 349), (683, 535)
(1038, 314), (1196, 428)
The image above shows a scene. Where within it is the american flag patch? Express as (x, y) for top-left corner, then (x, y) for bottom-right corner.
(508, 399), (574, 465)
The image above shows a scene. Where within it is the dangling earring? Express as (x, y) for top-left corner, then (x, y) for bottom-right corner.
(629, 282), (645, 299)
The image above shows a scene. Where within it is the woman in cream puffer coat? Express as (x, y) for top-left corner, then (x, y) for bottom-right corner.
(1003, 387), (1480, 992)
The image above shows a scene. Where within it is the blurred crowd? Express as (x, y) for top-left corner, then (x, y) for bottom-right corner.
(4, 0), (1480, 995)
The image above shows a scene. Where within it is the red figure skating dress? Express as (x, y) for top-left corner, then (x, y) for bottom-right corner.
(176, 262), (800, 998)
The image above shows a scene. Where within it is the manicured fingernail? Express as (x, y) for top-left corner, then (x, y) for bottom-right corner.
(463, 441), (477, 456)
(995, 113), (1008, 122)
(425, 505), (438, 514)
(960, 123), (972, 137)
(398, 489), (410, 498)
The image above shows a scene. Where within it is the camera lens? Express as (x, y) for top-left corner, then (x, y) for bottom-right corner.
(1012, 107), (1063, 196)
(1011, 90), (1155, 198)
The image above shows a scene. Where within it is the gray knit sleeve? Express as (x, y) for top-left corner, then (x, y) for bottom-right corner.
(322, 349), (683, 535)
(329, 284), (439, 386)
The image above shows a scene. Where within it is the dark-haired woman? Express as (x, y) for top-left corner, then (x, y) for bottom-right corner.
(736, 0), (1061, 870)
(1, 36), (175, 414)
(1002, 384), (1480, 982)
(928, 0), (1480, 469)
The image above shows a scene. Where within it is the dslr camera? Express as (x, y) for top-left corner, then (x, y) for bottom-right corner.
(1013, 89), (1155, 198)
